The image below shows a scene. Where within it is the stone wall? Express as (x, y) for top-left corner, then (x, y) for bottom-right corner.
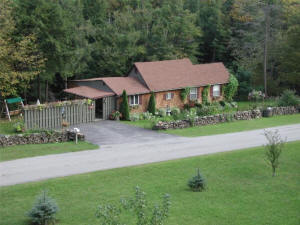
(270, 106), (298, 116)
(0, 130), (85, 147)
(154, 106), (299, 130)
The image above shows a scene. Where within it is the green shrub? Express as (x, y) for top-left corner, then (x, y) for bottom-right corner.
(96, 186), (171, 225)
(13, 121), (25, 133)
(158, 108), (167, 117)
(28, 191), (58, 225)
(188, 169), (206, 192)
(180, 87), (190, 102)
(278, 90), (300, 107)
(130, 113), (140, 121)
(171, 107), (181, 120)
(120, 90), (130, 121)
(197, 103), (222, 116)
(202, 86), (210, 104)
(141, 111), (154, 120)
(264, 130), (285, 177)
(148, 92), (156, 115)
(219, 100), (226, 107)
(224, 74), (239, 102)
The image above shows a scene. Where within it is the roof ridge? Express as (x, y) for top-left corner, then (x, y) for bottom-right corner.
(134, 58), (191, 64)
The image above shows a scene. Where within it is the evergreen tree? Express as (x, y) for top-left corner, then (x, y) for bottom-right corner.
(148, 92), (156, 115)
(120, 90), (130, 121)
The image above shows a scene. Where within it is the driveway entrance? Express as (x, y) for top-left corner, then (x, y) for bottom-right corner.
(72, 120), (178, 145)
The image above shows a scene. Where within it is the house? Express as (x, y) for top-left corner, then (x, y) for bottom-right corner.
(64, 58), (230, 119)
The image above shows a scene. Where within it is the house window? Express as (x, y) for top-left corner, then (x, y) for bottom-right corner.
(190, 87), (198, 100)
(213, 85), (221, 97)
(166, 92), (172, 100)
(129, 95), (139, 105)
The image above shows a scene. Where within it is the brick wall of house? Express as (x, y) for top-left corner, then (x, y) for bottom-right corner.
(117, 85), (224, 114)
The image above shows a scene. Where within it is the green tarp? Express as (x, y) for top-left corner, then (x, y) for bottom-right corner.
(6, 97), (23, 104)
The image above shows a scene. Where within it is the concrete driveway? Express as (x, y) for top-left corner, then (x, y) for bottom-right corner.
(71, 120), (179, 145)
(1, 124), (300, 187)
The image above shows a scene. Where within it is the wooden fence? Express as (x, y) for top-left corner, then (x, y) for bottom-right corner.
(24, 100), (95, 130)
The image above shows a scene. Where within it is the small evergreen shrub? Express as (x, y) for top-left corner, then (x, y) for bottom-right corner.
(120, 90), (130, 121)
(188, 169), (206, 192)
(28, 191), (58, 225)
(278, 90), (300, 107)
(148, 92), (156, 115)
(202, 86), (210, 104)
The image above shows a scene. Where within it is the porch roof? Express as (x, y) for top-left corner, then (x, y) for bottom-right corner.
(64, 86), (115, 99)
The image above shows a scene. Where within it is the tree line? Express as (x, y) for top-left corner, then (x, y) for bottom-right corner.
(0, 0), (299, 103)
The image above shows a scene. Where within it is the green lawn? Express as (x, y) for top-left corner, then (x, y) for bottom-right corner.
(0, 142), (98, 162)
(164, 114), (300, 137)
(0, 118), (17, 134)
(0, 141), (299, 225)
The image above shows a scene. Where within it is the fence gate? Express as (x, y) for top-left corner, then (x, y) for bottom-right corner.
(24, 100), (95, 130)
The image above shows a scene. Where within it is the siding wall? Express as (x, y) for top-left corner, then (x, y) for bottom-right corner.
(103, 96), (116, 120)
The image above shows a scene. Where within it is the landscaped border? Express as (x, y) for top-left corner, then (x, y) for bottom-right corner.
(154, 106), (299, 130)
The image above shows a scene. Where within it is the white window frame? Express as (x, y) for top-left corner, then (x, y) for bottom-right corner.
(166, 92), (172, 100)
(189, 87), (198, 100)
(213, 85), (221, 97)
(129, 95), (139, 105)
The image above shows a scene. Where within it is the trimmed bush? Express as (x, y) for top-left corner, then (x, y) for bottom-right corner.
(148, 92), (156, 115)
(28, 191), (58, 225)
(120, 90), (130, 121)
(278, 90), (300, 107)
(188, 169), (206, 192)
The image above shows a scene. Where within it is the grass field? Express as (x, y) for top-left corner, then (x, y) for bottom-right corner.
(0, 141), (299, 225)
(0, 142), (98, 162)
(164, 114), (300, 137)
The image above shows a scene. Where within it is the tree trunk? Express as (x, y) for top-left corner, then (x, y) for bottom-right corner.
(272, 167), (276, 177)
(24, 88), (27, 105)
(65, 77), (68, 89)
(37, 74), (41, 101)
(264, 7), (270, 98)
(45, 80), (48, 103)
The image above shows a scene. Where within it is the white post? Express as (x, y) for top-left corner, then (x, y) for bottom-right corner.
(4, 100), (11, 121)
(75, 133), (78, 144)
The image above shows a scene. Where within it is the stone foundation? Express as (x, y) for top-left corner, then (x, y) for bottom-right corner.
(0, 130), (85, 147)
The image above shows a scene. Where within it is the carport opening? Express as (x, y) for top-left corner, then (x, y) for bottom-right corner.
(95, 98), (103, 119)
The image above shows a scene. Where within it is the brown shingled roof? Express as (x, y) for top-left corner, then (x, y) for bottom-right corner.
(74, 77), (150, 96)
(64, 86), (114, 99)
(134, 58), (229, 91)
